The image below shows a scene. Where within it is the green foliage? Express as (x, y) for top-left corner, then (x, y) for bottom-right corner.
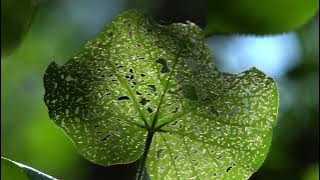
(1, 0), (37, 57)
(1, 157), (56, 180)
(303, 164), (319, 180)
(43, 10), (278, 179)
(205, 0), (319, 35)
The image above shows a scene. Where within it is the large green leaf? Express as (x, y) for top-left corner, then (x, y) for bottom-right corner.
(43, 9), (278, 179)
(1, 157), (56, 180)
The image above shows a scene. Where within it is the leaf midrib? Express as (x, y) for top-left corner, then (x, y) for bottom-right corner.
(135, 33), (185, 178)
(105, 60), (148, 128)
(150, 58), (180, 129)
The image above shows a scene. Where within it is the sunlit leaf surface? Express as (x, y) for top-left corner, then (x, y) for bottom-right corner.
(44, 9), (278, 179)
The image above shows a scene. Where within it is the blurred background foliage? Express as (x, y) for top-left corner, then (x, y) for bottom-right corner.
(1, 0), (37, 56)
(1, 0), (319, 179)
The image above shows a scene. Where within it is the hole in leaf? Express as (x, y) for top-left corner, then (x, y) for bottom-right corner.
(171, 107), (179, 113)
(147, 107), (153, 113)
(117, 96), (130, 100)
(156, 149), (164, 158)
(136, 91), (142, 95)
(171, 121), (178, 126)
(226, 166), (232, 172)
(156, 58), (170, 73)
(139, 98), (150, 105)
(93, 125), (99, 128)
(126, 75), (134, 80)
(105, 89), (111, 96)
(147, 85), (157, 92)
(115, 63), (124, 68)
(100, 134), (111, 141)
(140, 74), (146, 77)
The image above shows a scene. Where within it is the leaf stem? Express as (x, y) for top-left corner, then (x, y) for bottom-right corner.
(136, 131), (154, 180)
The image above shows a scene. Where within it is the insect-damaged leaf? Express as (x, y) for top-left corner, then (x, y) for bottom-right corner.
(43, 10), (278, 179)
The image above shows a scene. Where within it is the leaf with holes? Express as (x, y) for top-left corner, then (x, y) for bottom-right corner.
(43, 10), (278, 179)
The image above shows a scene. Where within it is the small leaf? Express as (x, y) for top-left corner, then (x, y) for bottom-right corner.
(1, 157), (56, 180)
(44, 9), (279, 179)
(1, 157), (28, 180)
(303, 164), (319, 180)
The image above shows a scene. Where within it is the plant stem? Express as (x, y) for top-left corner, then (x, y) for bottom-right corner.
(136, 131), (154, 180)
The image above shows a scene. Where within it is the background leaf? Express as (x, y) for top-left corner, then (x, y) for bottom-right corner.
(1, 157), (29, 180)
(205, 0), (319, 35)
(126, 0), (318, 35)
(303, 164), (319, 180)
(1, 157), (56, 180)
(1, 0), (38, 57)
